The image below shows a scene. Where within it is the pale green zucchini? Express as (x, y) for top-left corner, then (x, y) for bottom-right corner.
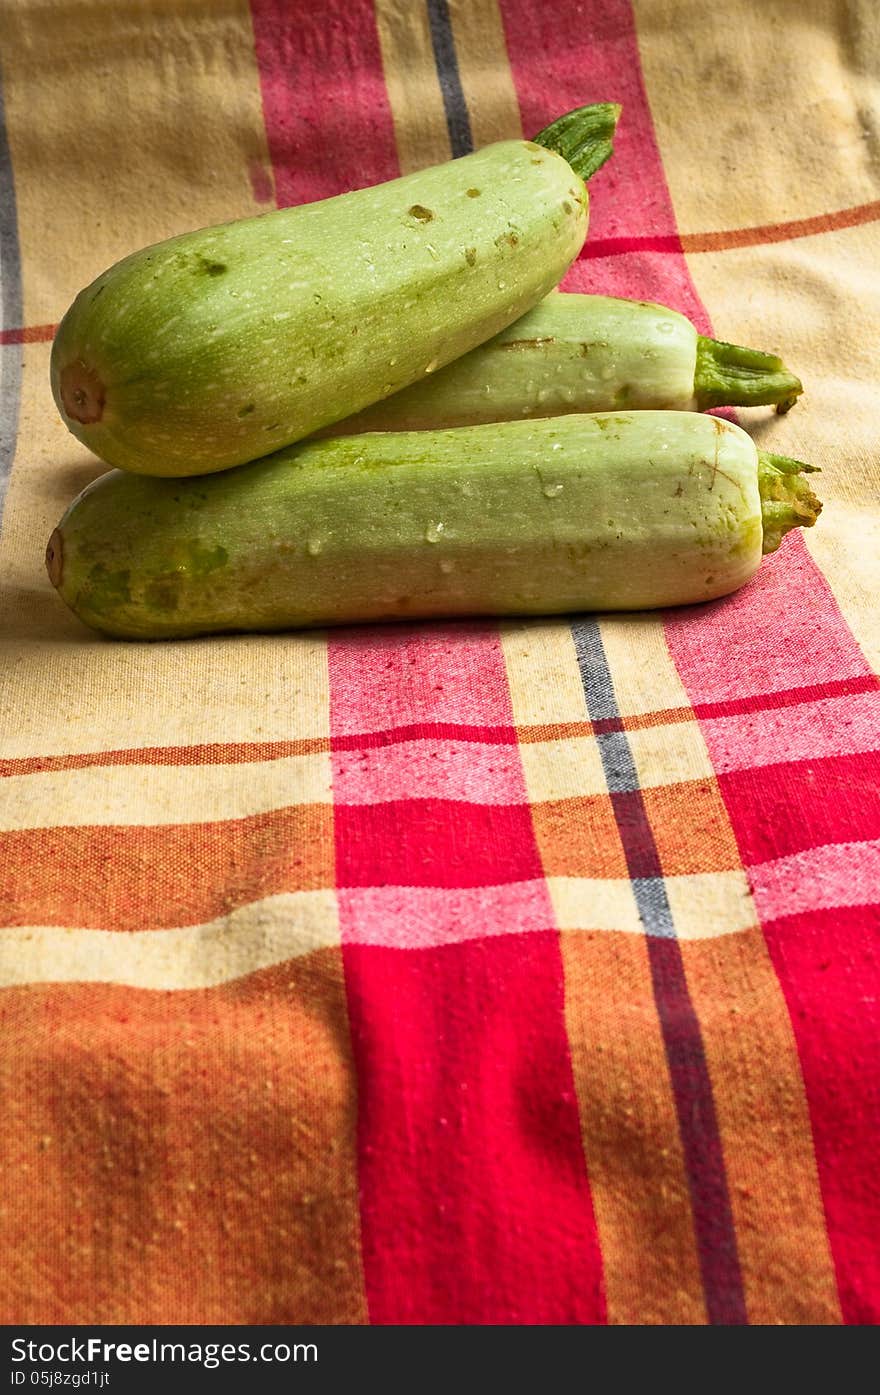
(50, 105), (618, 479)
(321, 292), (803, 435)
(46, 412), (820, 640)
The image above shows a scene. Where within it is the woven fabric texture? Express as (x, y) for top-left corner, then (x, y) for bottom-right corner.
(1, 0), (878, 1325)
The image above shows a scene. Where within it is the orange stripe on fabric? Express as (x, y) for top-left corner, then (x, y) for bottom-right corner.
(530, 796), (628, 879)
(517, 711), (695, 743)
(680, 199), (880, 252)
(0, 738), (331, 778)
(0, 950), (366, 1323)
(561, 930), (706, 1324)
(641, 779), (743, 876)
(679, 931), (842, 1324)
(0, 323), (55, 345)
(0, 806), (334, 932)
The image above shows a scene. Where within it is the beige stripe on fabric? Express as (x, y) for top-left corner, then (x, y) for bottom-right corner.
(0, 891), (340, 990)
(598, 615), (694, 716)
(447, 0), (523, 147)
(1, 0), (274, 325)
(680, 932), (843, 1323)
(550, 871), (756, 939)
(374, 0), (452, 172)
(500, 620), (591, 723)
(0, 753), (332, 831)
(682, 223), (880, 674)
(632, 0), (880, 234)
(518, 722), (714, 801)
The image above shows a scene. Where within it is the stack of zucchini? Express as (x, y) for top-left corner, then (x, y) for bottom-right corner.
(46, 104), (820, 639)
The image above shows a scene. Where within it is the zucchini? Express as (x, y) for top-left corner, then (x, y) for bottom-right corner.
(46, 412), (821, 640)
(322, 291), (803, 435)
(50, 105), (619, 479)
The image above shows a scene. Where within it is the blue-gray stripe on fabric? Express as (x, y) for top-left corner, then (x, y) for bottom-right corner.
(425, 0), (474, 158)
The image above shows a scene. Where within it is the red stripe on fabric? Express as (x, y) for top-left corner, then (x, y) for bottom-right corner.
(333, 798), (542, 888)
(332, 720), (518, 751)
(693, 674), (879, 722)
(497, 0), (711, 329)
(719, 751), (880, 890)
(760, 905), (880, 1323)
(343, 936), (606, 1323)
(0, 323), (55, 345)
(586, 233), (682, 257)
(248, 0), (399, 207)
(328, 621), (604, 1321)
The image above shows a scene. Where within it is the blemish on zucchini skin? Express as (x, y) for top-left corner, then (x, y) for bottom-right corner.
(187, 542), (228, 574)
(238, 403), (256, 417)
(464, 248), (477, 267)
(87, 564), (132, 606)
(501, 336), (557, 351)
(465, 188), (481, 198)
(197, 257), (228, 277)
(408, 205), (434, 222)
(145, 579), (181, 613)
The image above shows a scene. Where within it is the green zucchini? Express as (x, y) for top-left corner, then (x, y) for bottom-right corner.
(46, 412), (820, 640)
(321, 292), (803, 435)
(50, 104), (619, 479)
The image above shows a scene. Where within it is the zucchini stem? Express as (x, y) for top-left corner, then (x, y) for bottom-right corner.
(533, 103), (621, 181)
(696, 336), (803, 413)
(758, 451), (822, 554)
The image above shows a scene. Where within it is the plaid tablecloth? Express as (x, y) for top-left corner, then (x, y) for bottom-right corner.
(1, 0), (878, 1325)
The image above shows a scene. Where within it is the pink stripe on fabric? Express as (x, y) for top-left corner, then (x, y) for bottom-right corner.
(249, 0), (399, 206)
(344, 936), (606, 1323)
(498, 0), (711, 331)
(749, 840), (880, 925)
(328, 623), (520, 733)
(761, 905), (880, 1324)
(331, 736), (530, 805)
(698, 688), (880, 776)
(339, 880), (553, 949)
(565, 251), (702, 319)
(665, 538), (873, 703)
